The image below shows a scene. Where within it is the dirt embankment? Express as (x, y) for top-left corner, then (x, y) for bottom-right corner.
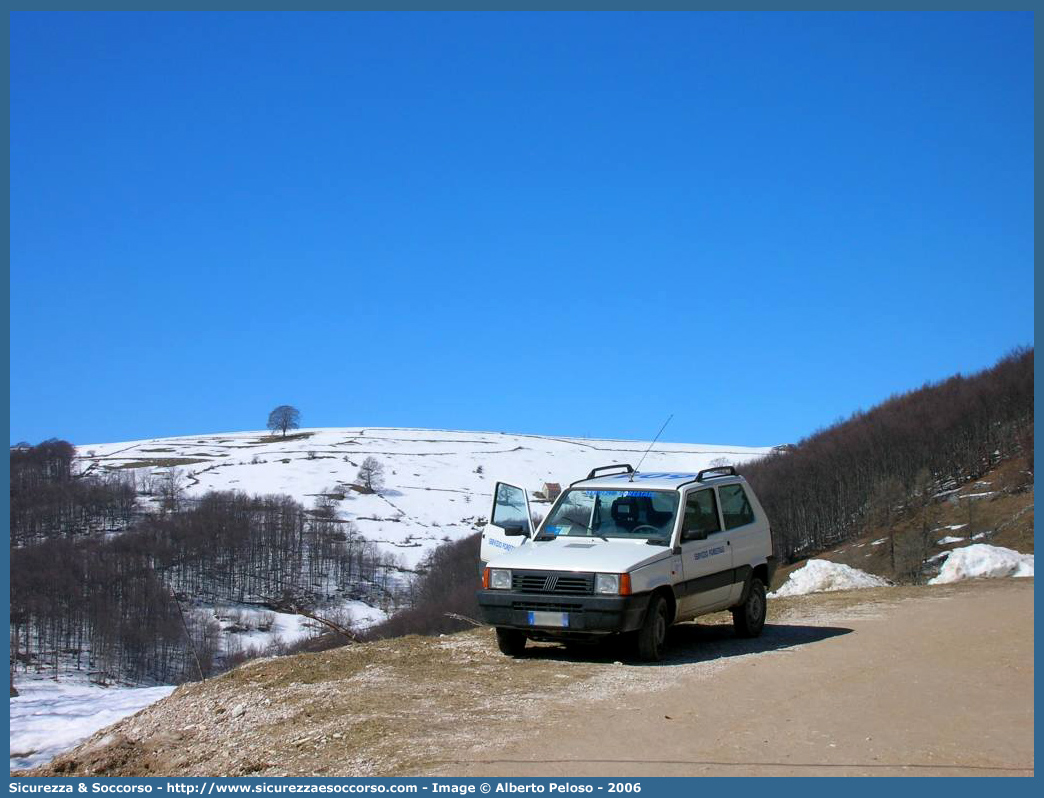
(23, 578), (1033, 778)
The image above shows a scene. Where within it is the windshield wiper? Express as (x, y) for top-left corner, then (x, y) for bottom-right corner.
(544, 518), (607, 541)
(578, 522), (609, 542)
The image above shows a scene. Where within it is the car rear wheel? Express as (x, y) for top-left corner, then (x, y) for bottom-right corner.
(733, 577), (767, 638)
(496, 627), (527, 657)
(636, 594), (668, 662)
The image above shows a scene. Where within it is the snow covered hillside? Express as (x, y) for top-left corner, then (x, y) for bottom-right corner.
(77, 427), (773, 568)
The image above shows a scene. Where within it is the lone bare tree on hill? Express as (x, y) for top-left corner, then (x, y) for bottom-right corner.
(267, 405), (301, 437)
(357, 457), (385, 493)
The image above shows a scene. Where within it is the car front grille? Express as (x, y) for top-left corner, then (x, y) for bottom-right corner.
(511, 601), (584, 612)
(511, 570), (594, 595)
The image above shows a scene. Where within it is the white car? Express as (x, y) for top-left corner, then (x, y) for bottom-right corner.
(477, 464), (776, 661)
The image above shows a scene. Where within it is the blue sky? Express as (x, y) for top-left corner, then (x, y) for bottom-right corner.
(10, 11), (1034, 447)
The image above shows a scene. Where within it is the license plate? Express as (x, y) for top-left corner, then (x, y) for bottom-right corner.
(527, 611), (569, 628)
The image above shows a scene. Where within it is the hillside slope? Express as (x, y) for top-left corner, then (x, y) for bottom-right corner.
(78, 427), (772, 567)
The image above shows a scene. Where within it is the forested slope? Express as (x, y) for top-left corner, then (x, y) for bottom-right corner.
(741, 348), (1033, 563)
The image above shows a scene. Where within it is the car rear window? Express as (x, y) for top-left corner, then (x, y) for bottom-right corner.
(718, 484), (755, 530)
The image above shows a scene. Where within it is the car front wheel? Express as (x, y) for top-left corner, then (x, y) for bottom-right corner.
(496, 627), (527, 657)
(636, 594), (668, 662)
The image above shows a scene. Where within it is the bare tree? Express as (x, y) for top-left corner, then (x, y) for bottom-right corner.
(267, 405), (301, 437)
(160, 466), (185, 512)
(138, 471), (157, 495)
(357, 456), (385, 493)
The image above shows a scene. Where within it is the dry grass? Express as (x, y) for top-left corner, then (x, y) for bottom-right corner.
(250, 432), (316, 445)
(109, 458), (212, 470)
(28, 632), (582, 777)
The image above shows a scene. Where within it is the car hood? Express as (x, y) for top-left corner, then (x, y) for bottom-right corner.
(485, 537), (670, 574)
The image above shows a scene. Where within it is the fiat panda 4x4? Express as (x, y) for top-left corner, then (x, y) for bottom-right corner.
(476, 464), (776, 661)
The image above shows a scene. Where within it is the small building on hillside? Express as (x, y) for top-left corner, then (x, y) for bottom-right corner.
(532, 482), (562, 502)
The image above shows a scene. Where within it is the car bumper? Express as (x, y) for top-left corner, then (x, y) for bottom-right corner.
(476, 590), (652, 634)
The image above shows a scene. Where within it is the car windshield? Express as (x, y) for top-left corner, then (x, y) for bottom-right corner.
(539, 489), (679, 543)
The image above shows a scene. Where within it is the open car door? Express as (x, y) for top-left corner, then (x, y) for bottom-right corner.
(480, 481), (533, 565)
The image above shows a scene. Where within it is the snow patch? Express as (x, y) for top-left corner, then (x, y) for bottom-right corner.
(928, 544), (1034, 585)
(10, 680), (174, 772)
(769, 559), (889, 598)
(936, 536), (966, 545)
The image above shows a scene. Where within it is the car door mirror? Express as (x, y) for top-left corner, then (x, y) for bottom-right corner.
(500, 522), (529, 537)
(682, 528), (708, 542)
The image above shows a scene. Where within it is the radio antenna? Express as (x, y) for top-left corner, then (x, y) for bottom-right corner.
(630, 414), (673, 482)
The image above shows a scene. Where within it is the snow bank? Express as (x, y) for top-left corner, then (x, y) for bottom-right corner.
(10, 681), (173, 771)
(928, 544), (1034, 585)
(769, 559), (889, 598)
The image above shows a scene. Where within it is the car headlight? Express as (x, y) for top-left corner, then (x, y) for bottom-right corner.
(490, 569), (512, 590)
(595, 573), (620, 595)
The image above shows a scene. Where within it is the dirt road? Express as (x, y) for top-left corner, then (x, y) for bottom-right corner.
(432, 579), (1034, 777)
(27, 579), (1033, 778)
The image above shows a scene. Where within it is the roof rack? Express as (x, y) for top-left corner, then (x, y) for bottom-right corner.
(585, 464), (634, 480)
(696, 466), (737, 481)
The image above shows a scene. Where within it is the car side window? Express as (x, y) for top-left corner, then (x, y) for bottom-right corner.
(681, 488), (721, 539)
(492, 483), (529, 529)
(718, 484), (756, 530)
